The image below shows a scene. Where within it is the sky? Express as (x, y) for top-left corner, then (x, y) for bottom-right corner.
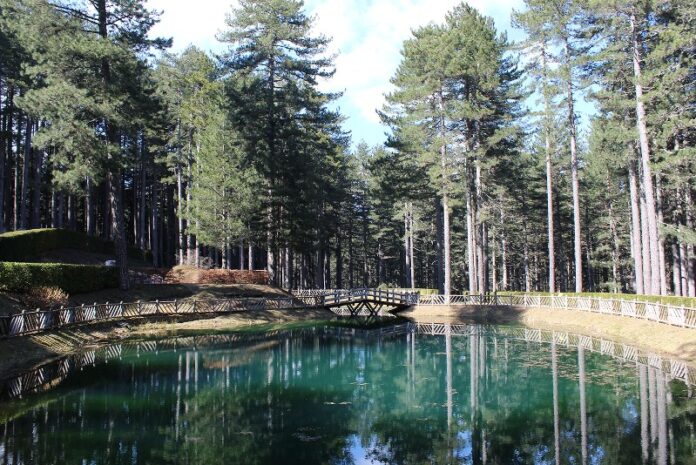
(146, 0), (527, 148)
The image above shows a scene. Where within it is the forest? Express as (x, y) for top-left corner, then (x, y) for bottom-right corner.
(0, 0), (693, 296)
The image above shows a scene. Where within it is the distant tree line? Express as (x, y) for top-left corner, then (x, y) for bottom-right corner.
(0, 0), (693, 296)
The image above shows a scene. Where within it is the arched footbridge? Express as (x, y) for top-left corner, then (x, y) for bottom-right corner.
(314, 289), (419, 317)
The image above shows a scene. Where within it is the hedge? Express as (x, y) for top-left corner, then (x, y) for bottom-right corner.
(0, 262), (119, 294)
(0, 228), (150, 262)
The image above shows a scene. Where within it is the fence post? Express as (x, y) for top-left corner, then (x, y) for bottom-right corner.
(156, 300), (160, 315)
(193, 299), (197, 313)
(119, 301), (124, 318)
(174, 299), (178, 314)
(137, 300), (142, 315)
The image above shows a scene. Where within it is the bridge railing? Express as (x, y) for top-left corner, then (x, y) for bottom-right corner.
(318, 288), (419, 307)
(417, 294), (696, 329)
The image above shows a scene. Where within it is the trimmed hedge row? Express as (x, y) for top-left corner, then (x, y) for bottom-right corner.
(0, 228), (150, 262)
(0, 262), (119, 294)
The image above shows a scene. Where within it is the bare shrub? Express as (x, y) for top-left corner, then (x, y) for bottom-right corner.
(20, 286), (69, 309)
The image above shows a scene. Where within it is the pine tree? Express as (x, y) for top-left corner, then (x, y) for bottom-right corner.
(16, 0), (169, 288)
(220, 0), (337, 285)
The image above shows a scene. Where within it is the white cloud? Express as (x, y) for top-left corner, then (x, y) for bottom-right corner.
(146, 0), (235, 52)
(146, 0), (525, 146)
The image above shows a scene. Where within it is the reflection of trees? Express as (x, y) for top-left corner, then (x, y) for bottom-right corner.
(155, 386), (355, 465)
(0, 325), (695, 464)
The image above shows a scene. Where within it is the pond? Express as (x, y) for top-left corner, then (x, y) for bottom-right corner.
(0, 322), (694, 464)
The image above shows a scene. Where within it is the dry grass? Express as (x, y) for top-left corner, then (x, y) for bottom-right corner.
(19, 287), (69, 310)
(165, 265), (268, 285)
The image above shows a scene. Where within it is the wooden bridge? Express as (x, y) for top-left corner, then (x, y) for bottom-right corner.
(316, 289), (419, 317)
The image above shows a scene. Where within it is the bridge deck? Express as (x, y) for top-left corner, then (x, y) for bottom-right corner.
(318, 289), (418, 317)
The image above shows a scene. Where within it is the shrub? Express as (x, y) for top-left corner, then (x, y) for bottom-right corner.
(20, 286), (69, 309)
(0, 262), (119, 294)
(0, 228), (151, 262)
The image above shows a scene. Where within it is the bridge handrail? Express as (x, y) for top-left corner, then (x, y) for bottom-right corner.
(417, 293), (696, 329)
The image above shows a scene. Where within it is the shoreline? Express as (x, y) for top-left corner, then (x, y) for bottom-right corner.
(401, 305), (696, 366)
(2, 304), (695, 384)
(0, 308), (334, 381)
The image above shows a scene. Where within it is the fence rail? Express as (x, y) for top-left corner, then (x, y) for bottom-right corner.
(0, 296), (314, 338)
(416, 294), (696, 329)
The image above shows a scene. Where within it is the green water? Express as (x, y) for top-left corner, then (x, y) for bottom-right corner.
(0, 323), (695, 464)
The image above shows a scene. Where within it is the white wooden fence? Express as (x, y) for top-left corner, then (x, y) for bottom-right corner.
(415, 294), (696, 329)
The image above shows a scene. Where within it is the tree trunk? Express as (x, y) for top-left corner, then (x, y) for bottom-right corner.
(67, 194), (76, 230)
(0, 85), (7, 233)
(639, 176), (653, 294)
(435, 197), (443, 293)
(85, 177), (95, 235)
(523, 222), (531, 293)
(336, 235), (343, 289)
(607, 175), (620, 292)
(442, 193), (451, 296)
(563, 36), (583, 293)
(655, 176), (667, 294)
(110, 171), (129, 289)
(631, 10), (661, 295)
(139, 136), (147, 250)
(13, 116), (21, 230)
(542, 46), (556, 293)
(186, 151), (194, 265)
(239, 240), (245, 270)
(672, 243), (682, 296)
(467, 184), (476, 294)
(348, 213), (354, 288)
(315, 246), (325, 290)
(404, 206), (410, 288)
(501, 212), (508, 291)
(438, 89), (450, 297)
(248, 243), (254, 270)
(409, 208), (415, 289)
(685, 188), (696, 297)
(476, 163), (486, 294)
(31, 146), (42, 229)
(628, 156), (644, 294)
(19, 118), (31, 230)
(151, 181), (160, 268)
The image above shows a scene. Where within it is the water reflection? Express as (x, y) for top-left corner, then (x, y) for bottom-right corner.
(0, 323), (694, 465)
